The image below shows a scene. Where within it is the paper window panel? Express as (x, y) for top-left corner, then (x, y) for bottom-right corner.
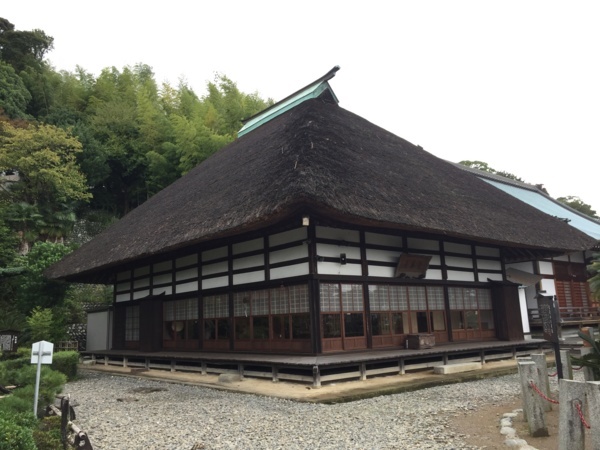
(233, 293), (250, 317)
(426, 286), (445, 310)
(477, 289), (492, 309)
(186, 299), (198, 319)
(448, 288), (462, 309)
(289, 285), (309, 313)
(252, 290), (269, 315)
(389, 286), (409, 310)
(174, 300), (187, 320)
(215, 295), (229, 317)
(369, 285), (389, 311)
(270, 288), (289, 314)
(342, 284), (363, 311)
(461, 289), (477, 309)
(203, 296), (216, 319)
(203, 295), (229, 319)
(408, 286), (427, 309)
(320, 283), (340, 312)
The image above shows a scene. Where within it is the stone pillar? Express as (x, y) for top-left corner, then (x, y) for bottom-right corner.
(518, 360), (548, 437)
(531, 353), (551, 411)
(559, 349), (573, 380)
(558, 379), (587, 450)
(586, 381), (600, 449)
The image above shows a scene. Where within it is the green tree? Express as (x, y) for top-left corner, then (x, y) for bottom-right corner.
(459, 160), (524, 182)
(557, 196), (598, 219)
(11, 241), (73, 315)
(0, 121), (90, 252)
(0, 18), (53, 73)
(86, 66), (148, 214)
(0, 203), (18, 267)
(0, 61), (31, 118)
(26, 307), (62, 343)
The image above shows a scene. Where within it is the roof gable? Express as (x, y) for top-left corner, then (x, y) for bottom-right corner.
(238, 66), (339, 137)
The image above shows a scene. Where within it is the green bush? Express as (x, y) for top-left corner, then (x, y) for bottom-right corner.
(0, 392), (31, 414)
(33, 416), (62, 450)
(572, 331), (600, 380)
(0, 355), (68, 448)
(51, 351), (79, 381)
(0, 410), (37, 429)
(0, 415), (36, 450)
(0, 365), (66, 415)
(1, 356), (29, 372)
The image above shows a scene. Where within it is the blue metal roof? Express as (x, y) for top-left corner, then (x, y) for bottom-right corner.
(483, 179), (600, 240)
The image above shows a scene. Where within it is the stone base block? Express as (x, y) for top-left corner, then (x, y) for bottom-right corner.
(433, 362), (482, 375)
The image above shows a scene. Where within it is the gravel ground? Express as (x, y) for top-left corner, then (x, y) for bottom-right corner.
(63, 370), (525, 450)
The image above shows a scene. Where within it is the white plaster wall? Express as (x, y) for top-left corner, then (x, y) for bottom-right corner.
(540, 278), (557, 296)
(87, 310), (110, 351)
(538, 261), (554, 275)
(270, 262), (310, 280)
(518, 287), (530, 334)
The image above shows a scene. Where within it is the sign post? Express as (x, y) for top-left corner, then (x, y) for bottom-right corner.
(537, 294), (563, 379)
(31, 340), (53, 416)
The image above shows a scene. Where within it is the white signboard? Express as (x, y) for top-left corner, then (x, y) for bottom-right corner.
(31, 340), (54, 415)
(31, 340), (54, 364)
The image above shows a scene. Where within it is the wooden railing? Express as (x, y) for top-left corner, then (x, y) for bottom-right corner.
(57, 341), (79, 352)
(528, 306), (600, 326)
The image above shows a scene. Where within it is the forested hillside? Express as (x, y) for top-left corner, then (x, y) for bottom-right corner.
(0, 18), (272, 342)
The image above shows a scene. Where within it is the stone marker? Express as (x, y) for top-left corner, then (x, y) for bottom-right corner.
(518, 360), (548, 437)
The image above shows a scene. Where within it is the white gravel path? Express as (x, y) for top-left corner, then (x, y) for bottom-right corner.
(64, 370), (526, 450)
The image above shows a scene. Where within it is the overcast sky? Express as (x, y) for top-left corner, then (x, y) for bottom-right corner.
(4, 1), (600, 214)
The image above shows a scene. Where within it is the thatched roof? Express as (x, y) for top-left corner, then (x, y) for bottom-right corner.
(46, 95), (596, 282)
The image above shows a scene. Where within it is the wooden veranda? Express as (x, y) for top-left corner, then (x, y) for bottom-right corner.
(528, 306), (600, 328)
(84, 339), (548, 388)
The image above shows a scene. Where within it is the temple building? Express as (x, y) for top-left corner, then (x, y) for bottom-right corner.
(46, 67), (595, 358)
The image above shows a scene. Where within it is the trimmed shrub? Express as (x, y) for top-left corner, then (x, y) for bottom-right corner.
(0, 365), (66, 415)
(1, 356), (29, 372)
(51, 351), (79, 381)
(0, 392), (31, 414)
(33, 416), (62, 450)
(0, 415), (36, 450)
